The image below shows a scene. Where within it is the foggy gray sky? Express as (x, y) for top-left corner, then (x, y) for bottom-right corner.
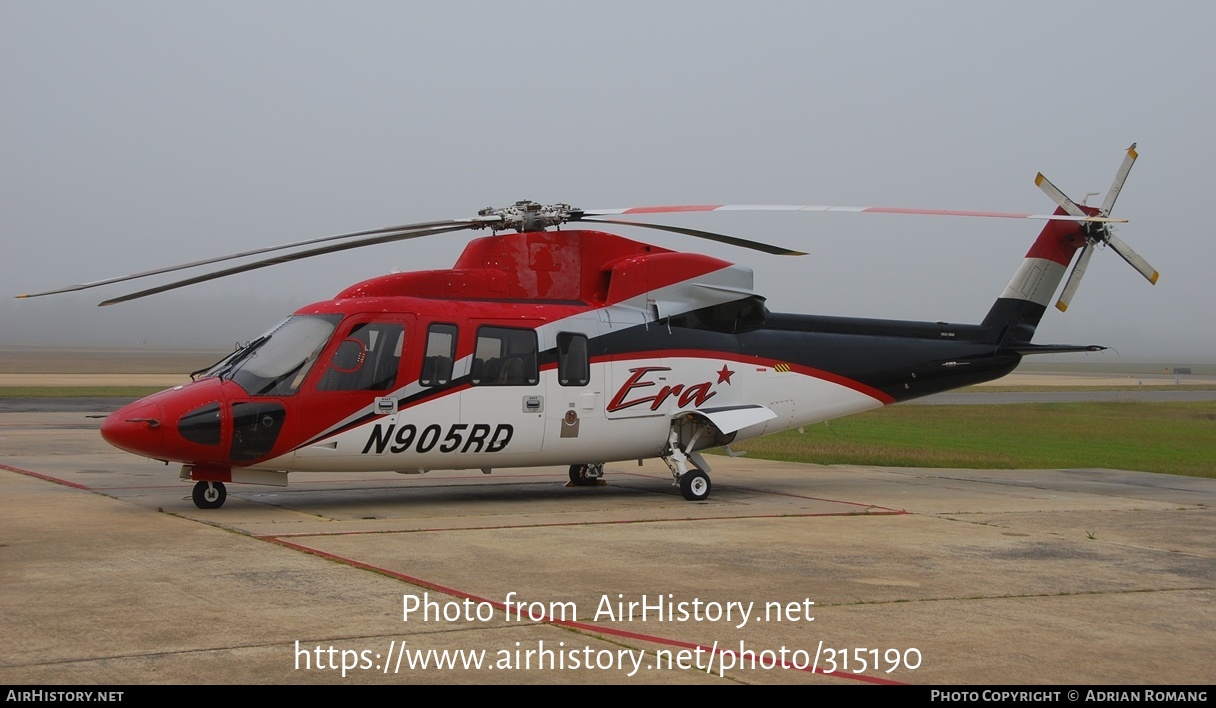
(3, 1), (1213, 362)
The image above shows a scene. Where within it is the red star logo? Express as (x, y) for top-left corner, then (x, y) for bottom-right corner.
(716, 365), (734, 385)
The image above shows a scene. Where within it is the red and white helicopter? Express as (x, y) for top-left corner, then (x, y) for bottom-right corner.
(20, 146), (1155, 509)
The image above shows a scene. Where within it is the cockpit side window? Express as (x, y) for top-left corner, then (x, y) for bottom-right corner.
(317, 322), (406, 392)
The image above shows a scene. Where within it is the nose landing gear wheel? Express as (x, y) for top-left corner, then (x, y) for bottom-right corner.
(679, 469), (711, 501)
(192, 481), (227, 509)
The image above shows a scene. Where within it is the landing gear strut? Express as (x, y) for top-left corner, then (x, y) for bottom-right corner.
(661, 423), (714, 501)
(568, 463), (604, 486)
(192, 480), (227, 509)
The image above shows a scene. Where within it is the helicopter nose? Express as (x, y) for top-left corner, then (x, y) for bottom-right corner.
(100, 399), (166, 458)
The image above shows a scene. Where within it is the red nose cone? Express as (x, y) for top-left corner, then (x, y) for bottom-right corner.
(101, 399), (166, 458)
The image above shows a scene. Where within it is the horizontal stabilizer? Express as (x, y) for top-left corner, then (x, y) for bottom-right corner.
(997, 344), (1107, 355)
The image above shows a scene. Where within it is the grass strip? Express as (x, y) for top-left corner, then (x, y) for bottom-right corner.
(963, 385), (1216, 393)
(721, 402), (1216, 479)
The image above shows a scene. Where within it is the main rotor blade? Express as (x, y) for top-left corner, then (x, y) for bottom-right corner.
(1055, 243), (1094, 312)
(97, 224), (476, 306)
(16, 218), (488, 299)
(1100, 144), (1138, 216)
(578, 217), (806, 256)
(1106, 232), (1159, 285)
(578, 204), (1120, 223)
(1034, 174), (1088, 218)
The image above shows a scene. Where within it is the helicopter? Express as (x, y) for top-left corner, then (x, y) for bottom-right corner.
(18, 146), (1155, 509)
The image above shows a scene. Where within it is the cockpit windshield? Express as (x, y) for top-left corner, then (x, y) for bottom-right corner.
(219, 315), (341, 396)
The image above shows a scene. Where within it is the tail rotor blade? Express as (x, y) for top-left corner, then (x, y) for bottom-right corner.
(1056, 243), (1094, 312)
(1106, 232), (1159, 285)
(1035, 173), (1088, 217)
(1100, 144), (1138, 216)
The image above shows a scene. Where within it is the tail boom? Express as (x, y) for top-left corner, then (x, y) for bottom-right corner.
(982, 208), (1089, 343)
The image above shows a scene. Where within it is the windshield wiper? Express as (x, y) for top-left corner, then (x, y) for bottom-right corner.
(204, 335), (270, 381)
(191, 348), (241, 381)
(256, 358), (308, 396)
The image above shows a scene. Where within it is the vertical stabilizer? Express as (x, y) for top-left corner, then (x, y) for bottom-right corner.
(982, 208), (1088, 344)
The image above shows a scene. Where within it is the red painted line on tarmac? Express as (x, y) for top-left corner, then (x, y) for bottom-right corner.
(83, 477), (555, 492)
(0, 471), (562, 497)
(619, 470), (908, 513)
(0, 463), (92, 490)
(71, 484), (186, 493)
(292, 471), (563, 486)
(2, 462), (905, 520)
(4, 459), (904, 683)
(263, 534), (905, 684)
(262, 507), (902, 539)
(725, 485), (908, 513)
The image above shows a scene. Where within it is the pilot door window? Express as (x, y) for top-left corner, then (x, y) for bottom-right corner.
(471, 326), (538, 386)
(317, 322), (405, 392)
(420, 323), (457, 386)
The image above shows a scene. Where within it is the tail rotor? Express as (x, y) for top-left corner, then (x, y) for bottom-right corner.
(1037, 144), (1158, 312)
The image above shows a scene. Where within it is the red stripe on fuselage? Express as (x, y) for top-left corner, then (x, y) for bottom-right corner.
(292, 349), (892, 454)
(596, 348), (895, 405)
(294, 380), (475, 450)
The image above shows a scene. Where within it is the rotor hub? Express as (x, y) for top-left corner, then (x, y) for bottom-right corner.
(477, 200), (580, 233)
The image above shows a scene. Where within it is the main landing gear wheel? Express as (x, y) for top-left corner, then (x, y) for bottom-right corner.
(679, 469), (711, 501)
(192, 481), (227, 509)
(568, 464), (600, 487)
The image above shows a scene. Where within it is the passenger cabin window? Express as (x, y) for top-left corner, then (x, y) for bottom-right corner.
(317, 322), (405, 392)
(471, 326), (538, 386)
(421, 323), (457, 386)
(557, 332), (589, 387)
